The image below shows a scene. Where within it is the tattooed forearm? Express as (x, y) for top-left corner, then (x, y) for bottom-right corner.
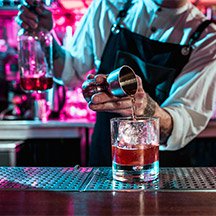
(156, 106), (173, 145)
(159, 115), (173, 144)
(143, 94), (156, 117)
(144, 94), (173, 145)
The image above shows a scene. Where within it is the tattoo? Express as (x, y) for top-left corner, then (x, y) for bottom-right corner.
(143, 94), (173, 145)
(159, 110), (173, 145)
(144, 94), (156, 117)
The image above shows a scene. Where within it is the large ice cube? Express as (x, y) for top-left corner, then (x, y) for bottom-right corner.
(118, 120), (158, 145)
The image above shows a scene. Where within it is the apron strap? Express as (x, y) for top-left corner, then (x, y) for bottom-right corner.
(117, 0), (133, 19)
(188, 20), (212, 46)
(111, 0), (133, 34)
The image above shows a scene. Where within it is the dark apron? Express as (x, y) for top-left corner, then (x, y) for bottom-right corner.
(89, 1), (212, 166)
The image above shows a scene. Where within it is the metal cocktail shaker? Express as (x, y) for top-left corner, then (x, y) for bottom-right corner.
(82, 65), (138, 102)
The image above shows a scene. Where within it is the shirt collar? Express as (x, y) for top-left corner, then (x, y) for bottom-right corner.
(145, 0), (190, 15)
(145, 0), (160, 13)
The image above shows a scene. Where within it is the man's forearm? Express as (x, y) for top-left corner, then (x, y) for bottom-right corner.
(155, 105), (173, 144)
(144, 95), (173, 144)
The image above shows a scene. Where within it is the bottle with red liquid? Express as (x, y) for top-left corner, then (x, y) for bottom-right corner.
(17, 0), (53, 93)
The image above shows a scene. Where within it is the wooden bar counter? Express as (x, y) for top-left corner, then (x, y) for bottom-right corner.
(0, 190), (216, 215)
(0, 167), (215, 215)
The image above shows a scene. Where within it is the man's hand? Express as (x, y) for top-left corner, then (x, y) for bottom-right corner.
(89, 76), (148, 117)
(16, 0), (53, 31)
(88, 74), (173, 144)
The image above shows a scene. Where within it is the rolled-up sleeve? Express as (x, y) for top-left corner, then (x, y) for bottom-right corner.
(160, 27), (216, 150)
(61, 0), (124, 87)
(61, 1), (97, 87)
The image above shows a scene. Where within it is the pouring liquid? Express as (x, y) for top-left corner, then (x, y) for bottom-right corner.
(112, 96), (159, 183)
(131, 96), (136, 120)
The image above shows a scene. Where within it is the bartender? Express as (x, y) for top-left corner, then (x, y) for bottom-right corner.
(16, 0), (216, 166)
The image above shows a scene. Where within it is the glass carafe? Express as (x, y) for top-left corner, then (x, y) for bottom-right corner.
(17, 1), (53, 120)
(17, 2), (53, 93)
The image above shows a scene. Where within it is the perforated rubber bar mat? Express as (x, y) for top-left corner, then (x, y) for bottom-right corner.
(0, 167), (215, 191)
(0, 167), (92, 191)
(82, 167), (216, 191)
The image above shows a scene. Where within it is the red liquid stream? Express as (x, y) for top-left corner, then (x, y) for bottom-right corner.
(112, 144), (159, 166)
(20, 77), (53, 91)
(131, 97), (136, 120)
(112, 96), (159, 166)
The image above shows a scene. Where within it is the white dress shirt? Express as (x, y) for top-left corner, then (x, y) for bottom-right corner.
(61, 0), (216, 151)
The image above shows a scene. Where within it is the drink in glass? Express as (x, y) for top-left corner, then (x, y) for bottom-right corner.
(17, 28), (54, 92)
(111, 117), (159, 183)
(17, 2), (54, 121)
(17, 1), (53, 93)
(20, 76), (53, 91)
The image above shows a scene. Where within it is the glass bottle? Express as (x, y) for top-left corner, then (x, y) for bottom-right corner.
(17, 1), (53, 93)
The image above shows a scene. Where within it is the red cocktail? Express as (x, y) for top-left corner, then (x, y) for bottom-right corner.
(110, 117), (159, 183)
(20, 76), (53, 91)
(112, 144), (159, 166)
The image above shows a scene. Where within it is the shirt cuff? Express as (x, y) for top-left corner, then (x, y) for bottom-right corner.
(159, 106), (190, 151)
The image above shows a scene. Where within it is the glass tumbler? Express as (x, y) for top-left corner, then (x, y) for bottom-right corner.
(111, 117), (159, 183)
(17, 18), (53, 92)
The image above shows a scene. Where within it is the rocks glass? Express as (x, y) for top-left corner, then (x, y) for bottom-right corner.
(111, 117), (159, 183)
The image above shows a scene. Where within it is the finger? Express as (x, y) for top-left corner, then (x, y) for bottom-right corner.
(15, 16), (29, 29)
(89, 99), (132, 116)
(15, 19), (30, 29)
(17, 4), (24, 11)
(22, 0), (45, 17)
(95, 74), (107, 84)
(18, 5), (38, 21)
(25, 0), (37, 6)
(36, 4), (49, 16)
(17, 7), (39, 29)
(19, 13), (38, 29)
(90, 97), (132, 110)
(86, 74), (95, 79)
(135, 91), (145, 100)
(91, 92), (119, 104)
(20, 15), (38, 29)
(136, 76), (144, 92)
(25, 0), (33, 5)
(89, 102), (133, 116)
